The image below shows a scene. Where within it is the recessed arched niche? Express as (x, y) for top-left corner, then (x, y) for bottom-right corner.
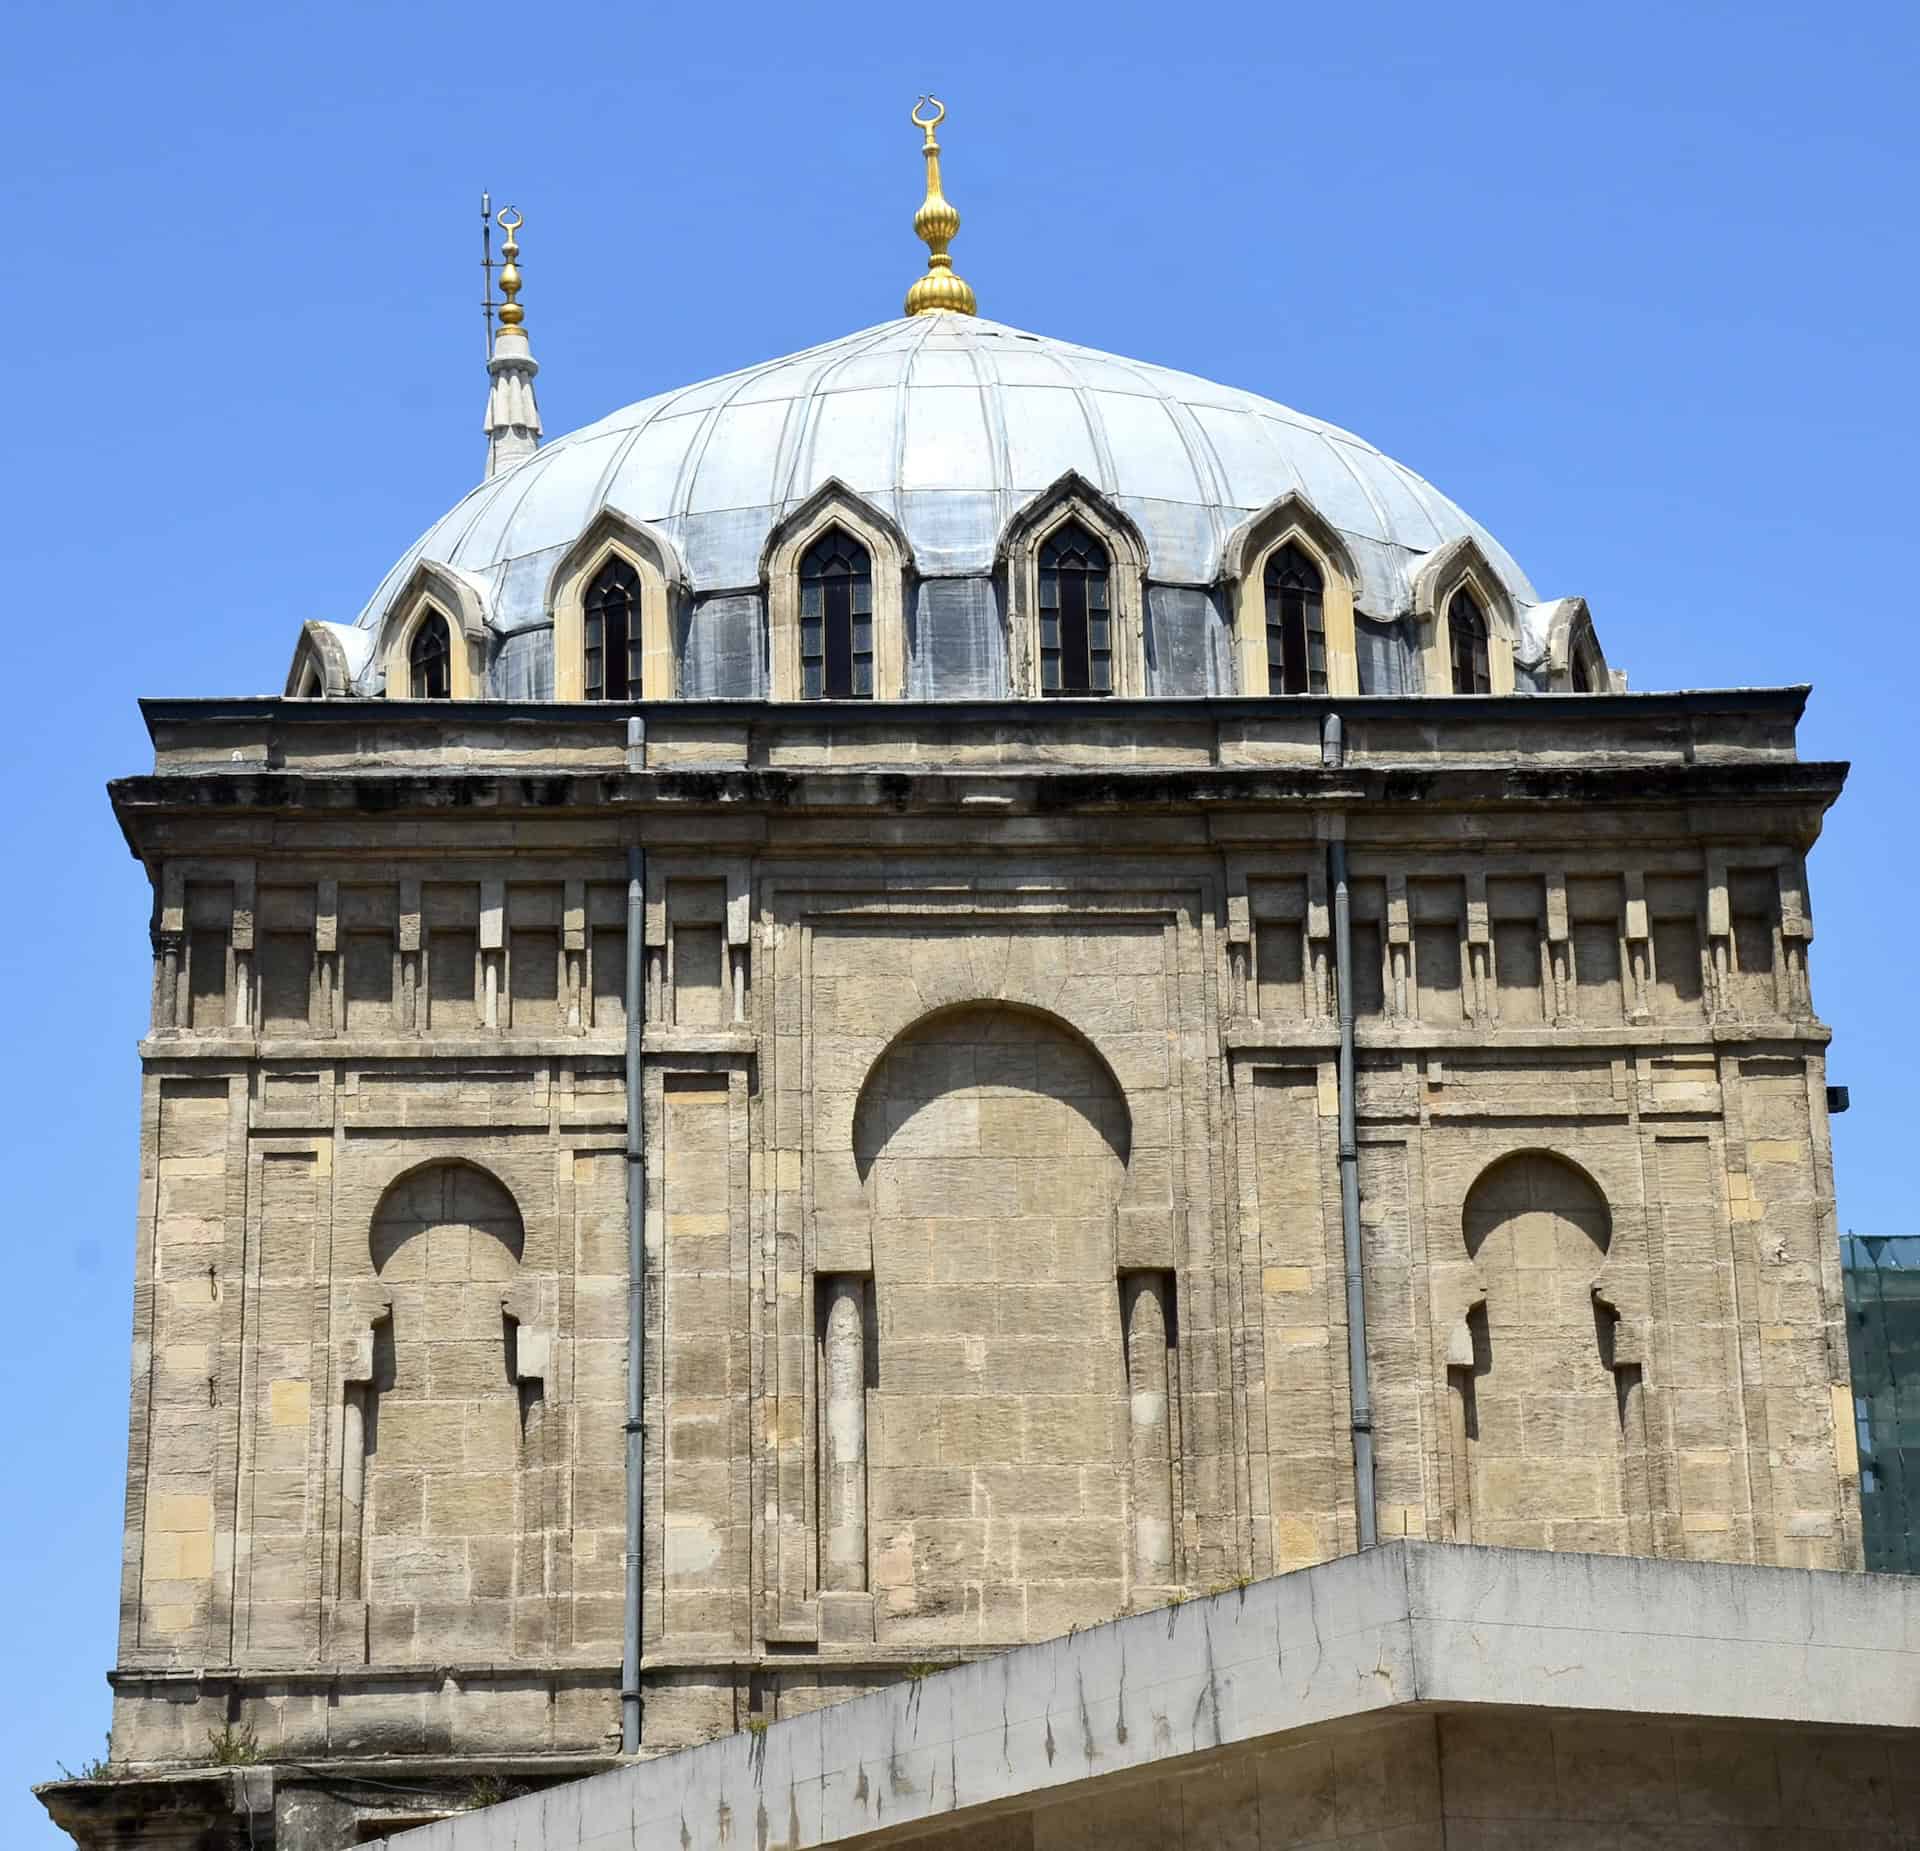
(853, 1001), (1131, 1181)
(345, 1162), (537, 1663)
(1451, 1152), (1642, 1555)
(1463, 1150), (1610, 1266)
(370, 1160), (525, 1277)
(850, 1003), (1140, 1642)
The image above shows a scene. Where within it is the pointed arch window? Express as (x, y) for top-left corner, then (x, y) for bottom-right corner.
(409, 609), (452, 699)
(799, 528), (874, 700)
(1448, 589), (1491, 695)
(584, 558), (645, 700)
(1263, 542), (1328, 695)
(1039, 522), (1112, 696)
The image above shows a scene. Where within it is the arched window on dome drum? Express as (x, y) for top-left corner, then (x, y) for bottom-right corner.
(409, 609), (452, 699)
(1448, 588), (1491, 695)
(1263, 542), (1328, 695)
(1038, 522), (1112, 696)
(584, 558), (644, 700)
(799, 528), (874, 700)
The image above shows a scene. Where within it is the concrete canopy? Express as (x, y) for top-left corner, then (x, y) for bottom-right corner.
(380, 1542), (1920, 1849)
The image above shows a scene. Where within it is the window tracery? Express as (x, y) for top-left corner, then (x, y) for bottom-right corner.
(584, 557), (644, 701)
(1038, 521), (1112, 696)
(1448, 588), (1491, 695)
(799, 527), (875, 700)
(408, 609), (452, 699)
(1263, 541), (1328, 696)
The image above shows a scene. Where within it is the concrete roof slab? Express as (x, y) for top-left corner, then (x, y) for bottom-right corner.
(376, 1545), (1920, 1851)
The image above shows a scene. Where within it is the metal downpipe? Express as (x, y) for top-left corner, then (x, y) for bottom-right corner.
(1330, 827), (1377, 1550)
(621, 841), (647, 1752)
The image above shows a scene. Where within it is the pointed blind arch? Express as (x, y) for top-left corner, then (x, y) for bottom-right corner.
(1448, 588), (1491, 695)
(408, 609), (452, 699)
(1263, 541), (1328, 695)
(799, 527), (874, 700)
(583, 557), (644, 700)
(1038, 521), (1112, 696)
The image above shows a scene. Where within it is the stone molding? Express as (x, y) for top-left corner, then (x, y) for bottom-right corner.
(998, 471), (1150, 699)
(760, 479), (914, 703)
(1410, 535), (1519, 696)
(1219, 491), (1363, 698)
(545, 507), (686, 702)
(377, 560), (492, 701)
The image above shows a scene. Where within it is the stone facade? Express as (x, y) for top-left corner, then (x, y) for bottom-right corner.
(50, 688), (1857, 1846)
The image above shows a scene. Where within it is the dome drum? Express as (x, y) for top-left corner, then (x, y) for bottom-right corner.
(321, 317), (1610, 705)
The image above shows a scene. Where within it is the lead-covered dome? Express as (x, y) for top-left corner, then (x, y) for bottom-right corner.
(318, 314), (1598, 703)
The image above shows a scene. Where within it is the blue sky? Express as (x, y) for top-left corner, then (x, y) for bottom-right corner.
(2, 0), (1915, 1837)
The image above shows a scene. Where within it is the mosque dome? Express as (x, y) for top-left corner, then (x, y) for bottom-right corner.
(298, 112), (1607, 705)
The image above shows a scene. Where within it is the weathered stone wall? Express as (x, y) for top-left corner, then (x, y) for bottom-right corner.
(859, 1000), (1137, 1640)
(98, 696), (1858, 1810)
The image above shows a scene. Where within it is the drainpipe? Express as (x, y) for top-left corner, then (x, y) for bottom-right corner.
(622, 838), (647, 1751)
(1324, 714), (1376, 1549)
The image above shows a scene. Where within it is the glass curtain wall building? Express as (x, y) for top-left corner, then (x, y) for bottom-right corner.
(1843, 1236), (1920, 1573)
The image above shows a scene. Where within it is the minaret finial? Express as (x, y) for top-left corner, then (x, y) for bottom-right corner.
(495, 208), (526, 332)
(905, 97), (977, 317)
(483, 204), (543, 478)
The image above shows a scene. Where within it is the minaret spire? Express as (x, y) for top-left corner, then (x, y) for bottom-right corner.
(484, 206), (543, 477)
(904, 97), (977, 317)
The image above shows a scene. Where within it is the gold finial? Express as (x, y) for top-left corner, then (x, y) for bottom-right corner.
(905, 97), (976, 317)
(496, 207), (526, 332)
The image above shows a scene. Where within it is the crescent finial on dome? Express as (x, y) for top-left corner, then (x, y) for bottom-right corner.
(495, 207), (526, 332)
(905, 96), (977, 317)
